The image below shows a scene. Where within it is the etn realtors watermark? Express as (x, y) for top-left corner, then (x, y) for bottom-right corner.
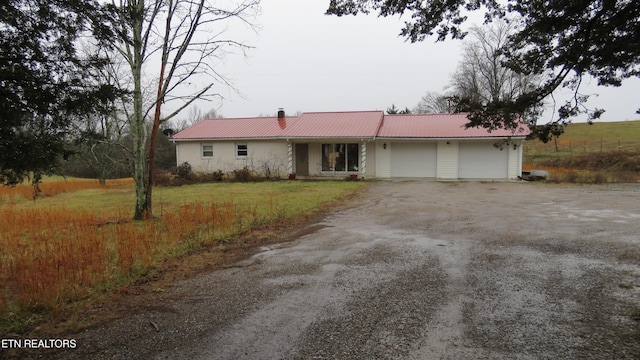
(2, 338), (76, 349)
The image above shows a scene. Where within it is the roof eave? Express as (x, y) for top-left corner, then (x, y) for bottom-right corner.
(283, 136), (377, 140)
(173, 135), (528, 142)
(375, 136), (528, 141)
(171, 136), (284, 141)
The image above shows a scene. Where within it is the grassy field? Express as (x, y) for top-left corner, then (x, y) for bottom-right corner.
(524, 120), (640, 183)
(0, 178), (364, 335)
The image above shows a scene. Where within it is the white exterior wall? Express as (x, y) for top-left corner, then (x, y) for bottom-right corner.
(436, 141), (459, 179)
(375, 141), (391, 178)
(175, 138), (524, 180)
(358, 141), (375, 179)
(508, 141), (525, 179)
(175, 140), (288, 177)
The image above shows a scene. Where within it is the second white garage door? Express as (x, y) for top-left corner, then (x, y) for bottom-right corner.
(390, 142), (437, 177)
(458, 142), (508, 179)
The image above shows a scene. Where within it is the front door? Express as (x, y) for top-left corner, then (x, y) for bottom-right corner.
(295, 144), (309, 176)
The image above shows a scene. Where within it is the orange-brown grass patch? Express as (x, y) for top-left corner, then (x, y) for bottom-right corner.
(0, 180), (364, 334)
(524, 150), (640, 183)
(0, 199), (266, 333)
(523, 164), (639, 184)
(0, 178), (133, 203)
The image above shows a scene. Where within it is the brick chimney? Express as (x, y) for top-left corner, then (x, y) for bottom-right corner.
(277, 108), (286, 129)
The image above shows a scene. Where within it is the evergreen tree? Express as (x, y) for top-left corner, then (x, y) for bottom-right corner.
(0, 0), (116, 185)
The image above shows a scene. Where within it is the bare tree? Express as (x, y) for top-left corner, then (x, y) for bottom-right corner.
(68, 110), (131, 184)
(413, 92), (452, 114)
(65, 47), (133, 184)
(413, 21), (539, 118)
(107, 0), (260, 220)
(181, 105), (221, 125)
(450, 19), (540, 107)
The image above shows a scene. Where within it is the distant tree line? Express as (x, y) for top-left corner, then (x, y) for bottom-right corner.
(62, 105), (219, 184)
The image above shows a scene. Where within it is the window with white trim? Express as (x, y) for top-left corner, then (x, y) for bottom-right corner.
(202, 144), (213, 158)
(236, 144), (248, 158)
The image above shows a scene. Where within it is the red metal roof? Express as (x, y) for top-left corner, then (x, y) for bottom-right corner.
(171, 111), (529, 140)
(377, 113), (530, 138)
(281, 111), (384, 138)
(171, 116), (299, 140)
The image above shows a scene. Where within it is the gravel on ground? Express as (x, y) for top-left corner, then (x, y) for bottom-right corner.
(12, 181), (640, 359)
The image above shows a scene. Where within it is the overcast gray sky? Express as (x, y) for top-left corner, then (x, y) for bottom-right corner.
(212, 0), (640, 123)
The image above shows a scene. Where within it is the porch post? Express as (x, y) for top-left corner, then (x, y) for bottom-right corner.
(287, 141), (294, 177)
(361, 142), (366, 179)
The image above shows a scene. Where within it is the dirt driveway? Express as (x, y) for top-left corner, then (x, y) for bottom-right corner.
(35, 181), (640, 359)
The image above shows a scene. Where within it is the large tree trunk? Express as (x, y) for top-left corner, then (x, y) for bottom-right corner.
(130, 0), (148, 221)
(131, 85), (147, 220)
(131, 95), (146, 220)
(142, 5), (171, 221)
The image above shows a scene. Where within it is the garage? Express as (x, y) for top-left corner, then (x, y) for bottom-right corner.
(458, 142), (509, 179)
(390, 142), (437, 177)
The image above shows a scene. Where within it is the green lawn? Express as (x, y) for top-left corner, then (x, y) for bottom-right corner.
(7, 180), (364, 218)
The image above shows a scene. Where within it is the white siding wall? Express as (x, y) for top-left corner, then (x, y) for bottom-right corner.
(176, 138), (524, 180)
(375, 141), (391, 178)
(507, 142), (523, 179)
(359, 142), (376, 179)
(175, 140), (288, 177)
(436, 141), (459, 179)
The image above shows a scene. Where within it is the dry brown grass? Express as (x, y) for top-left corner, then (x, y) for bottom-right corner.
(524, 158), (640, 183)
(0, 178), (133, 203)
(0, 178), (364, 335)
(0, 201), (267, 322)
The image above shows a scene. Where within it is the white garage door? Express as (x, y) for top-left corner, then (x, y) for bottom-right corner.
(390, 142), (437, 177)
(458, 142), (508, 179)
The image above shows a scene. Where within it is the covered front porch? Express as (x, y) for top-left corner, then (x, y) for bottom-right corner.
(286, 140), (373, 179)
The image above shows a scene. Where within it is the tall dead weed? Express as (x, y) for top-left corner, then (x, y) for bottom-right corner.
(0, 199), (267, 334)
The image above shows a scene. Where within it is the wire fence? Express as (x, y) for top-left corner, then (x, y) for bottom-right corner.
(525, 138), (637, 155)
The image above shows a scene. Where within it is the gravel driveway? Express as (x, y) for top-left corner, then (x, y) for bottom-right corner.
(38, 181), (640, 359)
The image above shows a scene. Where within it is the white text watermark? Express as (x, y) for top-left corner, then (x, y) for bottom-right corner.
(1, 338), (76, 349)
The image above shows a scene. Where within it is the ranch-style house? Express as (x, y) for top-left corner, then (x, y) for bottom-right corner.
(170, 109), (530, 180)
